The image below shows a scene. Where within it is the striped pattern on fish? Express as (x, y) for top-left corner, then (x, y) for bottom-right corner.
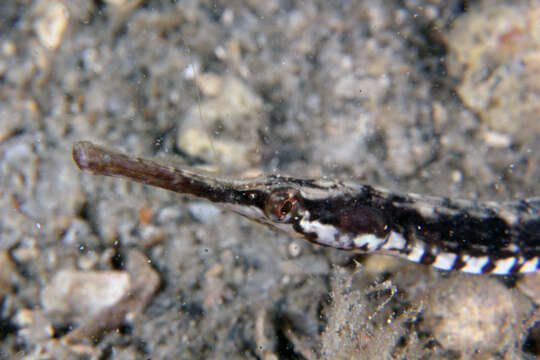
(293, 180), (539, 274)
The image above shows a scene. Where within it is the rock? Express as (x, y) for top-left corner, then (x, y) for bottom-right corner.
(177, 76), (264, 170)
(41, 270), (131, 319)
(39, 250), (160, 343)
(446, 2), (540, 143)
(33, 1), (70, 50)
(63, 249), (160, 343)
(423, 274), (532, 355)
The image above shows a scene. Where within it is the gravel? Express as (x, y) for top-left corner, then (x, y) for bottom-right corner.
(0, 0), (538, 359)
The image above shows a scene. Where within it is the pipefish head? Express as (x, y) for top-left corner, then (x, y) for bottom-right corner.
(73, 141), (384, 250)
(215, 175), (384, 249)
(214, 176), (310, 237)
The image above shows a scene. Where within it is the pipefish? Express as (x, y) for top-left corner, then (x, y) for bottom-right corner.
(72, 141), (540, 275)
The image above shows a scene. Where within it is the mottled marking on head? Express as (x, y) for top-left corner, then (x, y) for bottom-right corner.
(352, 233), (386, 252)
(298, 214), (339, 247)
(228, 180), (395, 251)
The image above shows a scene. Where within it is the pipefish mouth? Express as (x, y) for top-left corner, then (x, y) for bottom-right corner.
(73, 140), (540, 275)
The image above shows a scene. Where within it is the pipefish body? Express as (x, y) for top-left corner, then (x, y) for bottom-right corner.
(73, 141), (540, 275)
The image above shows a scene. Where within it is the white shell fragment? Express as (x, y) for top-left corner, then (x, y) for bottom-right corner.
(41, 270), (130, 318)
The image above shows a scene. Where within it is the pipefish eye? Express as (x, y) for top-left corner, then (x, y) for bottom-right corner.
(265, 188), (301, 222)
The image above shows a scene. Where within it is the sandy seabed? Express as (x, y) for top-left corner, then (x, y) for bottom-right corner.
(0, 0), (539, 359)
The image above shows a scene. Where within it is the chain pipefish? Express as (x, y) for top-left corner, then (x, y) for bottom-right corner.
(72, 141), (540, 275)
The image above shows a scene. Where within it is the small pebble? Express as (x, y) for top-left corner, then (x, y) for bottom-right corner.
(483, 131), (512, 148)
(188, 202), (222, 224)
(423, 274), (531, 354)
(41, 270), (131, 317)
(34, 2), (70, 49)
(196, 72), (223, 97)
(288, 241), (301, 257)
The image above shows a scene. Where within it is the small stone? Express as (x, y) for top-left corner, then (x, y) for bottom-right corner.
(138, 205), (153, 225)
(3, 141), (33, 162)
(61, 218), (93, 246)
(76, 252), (99, 271)
(12, 238), (40, 263)
(188, 202), (222, 224)
(139, 225), (164, 247)
(451, 170), (463, 183)
(60, 250), (160, 343)
(177, 75), (263, 170)
(221, 8), (234, 26)
(288, 241), (301, 258)
(196, 72), (223, 97)
(446, 3), (540, 143)
(34, 1), (70, 50)
(156, 206), (183, 224)
(14, 309), (54, 343)
(41, 270), (131, 318)
(423, 274), (532, 354)
(205, 262), (223, 278)
(483, 130), (512, 148)
(2, 40), (16, 56)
